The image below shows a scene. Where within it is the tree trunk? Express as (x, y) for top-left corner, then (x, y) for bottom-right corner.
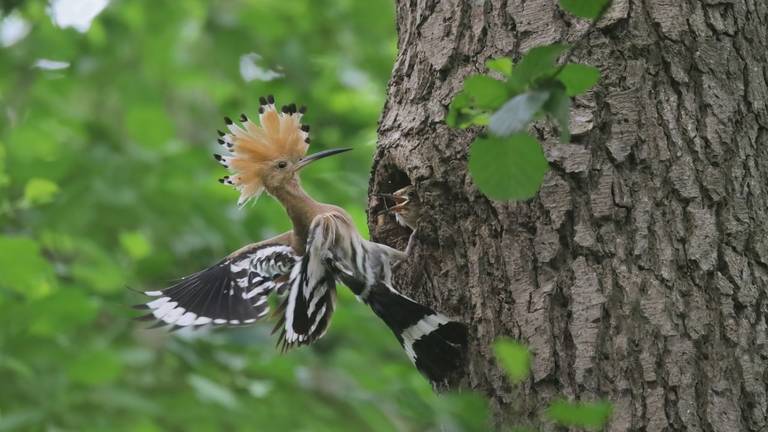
(368, 0), (768, 430)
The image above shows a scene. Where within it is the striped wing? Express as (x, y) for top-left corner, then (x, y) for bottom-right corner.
(273, 214), (342, 350)
(136, 244), (297, 328)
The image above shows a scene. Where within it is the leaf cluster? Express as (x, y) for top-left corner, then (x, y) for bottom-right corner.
(446, 0), (609, 200)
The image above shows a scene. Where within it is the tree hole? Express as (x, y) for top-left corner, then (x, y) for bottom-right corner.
(369, 162), (412, 248)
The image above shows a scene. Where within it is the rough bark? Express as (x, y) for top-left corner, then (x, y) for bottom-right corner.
(368, 0), (768, 430)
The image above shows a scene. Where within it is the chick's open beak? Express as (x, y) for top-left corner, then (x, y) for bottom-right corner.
(296, 147), (352, 170)
(376, 192), (408, 205)
(374, 192), (409, 217)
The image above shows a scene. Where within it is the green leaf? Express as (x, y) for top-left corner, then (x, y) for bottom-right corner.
(558, 63), (601, 96)
(446, 91), (470, 128)
(488, 91), (550, 137)
(468, 133), (549, 200)
(486, 57), (513, 77)
(446, 88), (493, 129)
(0, 236), (54, 297)
(542, 86), (572, 143)
(509, 44), (569, 89)
(119, 230), (152, 260)
(68, 349), (124, 385)
(22, 178), (59, 206)
(559, 0), (611, 20)
(463, 113), (490, 127)
(547, 399), (613, 430)
(463, 74), (509, 109)
(493, 338), (531, 382)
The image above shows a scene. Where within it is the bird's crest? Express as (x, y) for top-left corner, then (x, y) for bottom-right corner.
(216, 95), (310, 206)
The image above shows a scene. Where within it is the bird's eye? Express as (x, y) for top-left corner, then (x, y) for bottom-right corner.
(277, 161), (288, 169)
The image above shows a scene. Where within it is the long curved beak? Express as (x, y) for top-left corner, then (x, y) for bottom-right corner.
(296, 147), (352, 170)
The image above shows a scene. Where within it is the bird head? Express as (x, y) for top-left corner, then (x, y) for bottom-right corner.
(375, 185), (417, 215)
(215, 95), (351, 206)
(378, 185), (416, 212)
(391, 185), (417, 212)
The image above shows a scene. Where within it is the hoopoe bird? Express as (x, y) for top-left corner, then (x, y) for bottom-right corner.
(383, 185), (420, 230)
(136, 96), (468, 384)
(377, 185), (421, 255)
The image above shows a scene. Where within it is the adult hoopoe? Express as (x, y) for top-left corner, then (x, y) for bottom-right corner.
(135, 96), (468, 384)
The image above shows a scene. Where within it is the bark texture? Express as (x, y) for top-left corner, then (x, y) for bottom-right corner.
(368, 0), (768, 430)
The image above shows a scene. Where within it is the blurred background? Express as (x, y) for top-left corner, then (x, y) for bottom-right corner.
(0, 0), (489, 431)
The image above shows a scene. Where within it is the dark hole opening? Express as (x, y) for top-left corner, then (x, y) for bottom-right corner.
(369, 162), (412, 248)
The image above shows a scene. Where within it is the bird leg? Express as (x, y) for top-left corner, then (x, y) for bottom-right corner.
(404, 228), (417, 257)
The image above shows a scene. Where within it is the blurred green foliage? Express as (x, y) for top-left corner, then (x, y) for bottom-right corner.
(492, 338), (530, 384)
(0, 1), (489, 431)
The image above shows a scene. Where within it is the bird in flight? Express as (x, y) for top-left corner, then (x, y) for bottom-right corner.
(135, 96), (468, 384)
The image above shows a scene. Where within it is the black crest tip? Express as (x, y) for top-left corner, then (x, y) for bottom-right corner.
(300, 124), (310, 132)
(239, 113), (248, 122)
(267, 94), (275, 104)
(298, 105), (307, 114)
(259, 96), (267, 105)
(213, 154), (223, 161)
(224, 116), (233, 125)
(217, 129), (226, 137)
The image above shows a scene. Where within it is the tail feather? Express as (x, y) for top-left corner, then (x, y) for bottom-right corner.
(366, 284), (468, 384)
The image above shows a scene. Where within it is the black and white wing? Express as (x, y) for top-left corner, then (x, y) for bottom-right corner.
(273, 213), (342, 350)
(135, 243), (297, 328)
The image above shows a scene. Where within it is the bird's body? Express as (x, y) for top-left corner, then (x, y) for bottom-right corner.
(136, 97), (467, 384)
(387, 185), (419, 230)
(378, 185), (421, 256)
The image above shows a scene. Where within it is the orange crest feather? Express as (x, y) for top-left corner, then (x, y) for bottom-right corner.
(215, 96), (310, 206)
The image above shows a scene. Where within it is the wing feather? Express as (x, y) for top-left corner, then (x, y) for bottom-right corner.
(135, 243), (297, 329)
(275, 213), (344, 349)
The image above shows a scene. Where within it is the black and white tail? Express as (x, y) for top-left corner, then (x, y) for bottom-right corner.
(312, 212), (469, 384)
(365, 284), (468, 384)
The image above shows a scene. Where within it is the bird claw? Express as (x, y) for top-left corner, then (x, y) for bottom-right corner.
(404, 230), (417, 257)
(393, 230), (417, 270)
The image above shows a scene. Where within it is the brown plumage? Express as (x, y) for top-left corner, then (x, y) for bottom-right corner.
(216, 97), (311, 206)
(389, 185), (420, 230)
